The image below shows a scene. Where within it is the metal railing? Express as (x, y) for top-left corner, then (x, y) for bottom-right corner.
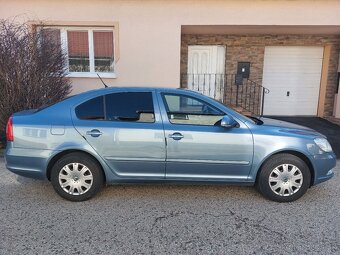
(180, 73), (269, 116)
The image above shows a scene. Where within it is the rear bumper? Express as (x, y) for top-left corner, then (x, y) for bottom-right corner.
(312, 152), (336, 185)
(5, 143), (53, 180)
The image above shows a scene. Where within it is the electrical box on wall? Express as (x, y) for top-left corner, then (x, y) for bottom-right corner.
(237, 62), (250, 79)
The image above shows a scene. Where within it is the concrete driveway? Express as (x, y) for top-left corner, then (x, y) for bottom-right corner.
(0, 158), (339, 255)
(268, 117), (340, 159)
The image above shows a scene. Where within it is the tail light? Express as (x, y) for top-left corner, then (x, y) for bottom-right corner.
(6, 117), (13, 142)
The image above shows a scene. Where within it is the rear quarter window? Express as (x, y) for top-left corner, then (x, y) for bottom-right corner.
(75, 96), (105, 120)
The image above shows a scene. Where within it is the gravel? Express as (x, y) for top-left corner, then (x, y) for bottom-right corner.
(0, 157), (339, 255)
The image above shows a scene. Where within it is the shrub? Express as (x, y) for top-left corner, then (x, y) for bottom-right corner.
(0, 19), (71, 147)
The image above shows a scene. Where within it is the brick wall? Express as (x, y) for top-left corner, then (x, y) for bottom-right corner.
(181, 34), (340, 117)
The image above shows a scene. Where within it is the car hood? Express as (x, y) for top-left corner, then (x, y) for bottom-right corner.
(258, 117), (325, 138)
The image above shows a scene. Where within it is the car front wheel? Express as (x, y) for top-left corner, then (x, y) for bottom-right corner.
(51, 152), (104, 201)
(256, 153), (311, 202)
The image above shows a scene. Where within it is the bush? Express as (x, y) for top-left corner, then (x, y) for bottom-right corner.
(0, 19), (71, 147)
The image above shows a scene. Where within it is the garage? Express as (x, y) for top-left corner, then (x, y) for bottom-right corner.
(262, 46), (324, 116)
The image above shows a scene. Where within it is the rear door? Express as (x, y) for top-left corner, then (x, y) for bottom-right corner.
(72, 91), (166, 179)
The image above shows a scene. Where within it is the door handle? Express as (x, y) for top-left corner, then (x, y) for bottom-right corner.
(169, 132), (184, 141)
(86, 129), (102, 137)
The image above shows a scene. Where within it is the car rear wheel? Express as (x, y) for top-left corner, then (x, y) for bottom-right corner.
(256, 153), (311, 202)
(51, 152), (104, 201)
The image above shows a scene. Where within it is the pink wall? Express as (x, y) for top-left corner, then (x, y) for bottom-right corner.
(1, 0), (340, 94)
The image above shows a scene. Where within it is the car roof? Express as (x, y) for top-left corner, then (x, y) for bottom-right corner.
(82, 86), (182, 92)
(75, 86), (200, 97)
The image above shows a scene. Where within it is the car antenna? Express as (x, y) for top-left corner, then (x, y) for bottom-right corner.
(97, 73), (108, 88)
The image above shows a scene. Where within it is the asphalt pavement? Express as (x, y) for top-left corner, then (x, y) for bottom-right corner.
(0, 157), (339, 255)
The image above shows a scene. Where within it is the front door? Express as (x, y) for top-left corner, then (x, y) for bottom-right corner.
(72, 91), (166, 178)
(187, 45), (226, 101)
(158, 91), (253, 181)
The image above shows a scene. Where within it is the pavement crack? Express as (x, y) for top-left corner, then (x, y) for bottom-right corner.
(232, 213), (287, 240)
(203, 209), (235, 218)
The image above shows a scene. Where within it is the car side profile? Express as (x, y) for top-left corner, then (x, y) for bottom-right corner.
(5, 87), (336, 202)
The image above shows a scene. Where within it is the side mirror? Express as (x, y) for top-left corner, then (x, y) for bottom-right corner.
(220, 115), (238, 128)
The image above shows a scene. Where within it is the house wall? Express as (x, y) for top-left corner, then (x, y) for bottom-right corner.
(181, 35), (340, 117)
(1, 0), (340, 95)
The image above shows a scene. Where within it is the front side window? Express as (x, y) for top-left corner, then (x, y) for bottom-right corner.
(162, 93), (224, 126)
(41, 27), (115, 76)
(105, 92), (155, 122)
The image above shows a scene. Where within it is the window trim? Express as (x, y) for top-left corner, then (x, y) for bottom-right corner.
(44, 26), (116, 78)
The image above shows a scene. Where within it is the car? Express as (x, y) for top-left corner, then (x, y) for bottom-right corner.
(5, 87), (336, 202)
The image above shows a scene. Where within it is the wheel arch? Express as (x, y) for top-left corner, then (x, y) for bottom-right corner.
(255, 150), (315, 186)
(46, 149), (107, 182)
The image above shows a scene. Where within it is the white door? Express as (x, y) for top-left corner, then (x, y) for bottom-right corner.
(263, 46), (324, 116)
(187, 45), (226, 101)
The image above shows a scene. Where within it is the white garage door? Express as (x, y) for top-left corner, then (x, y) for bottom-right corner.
(262, 46), (324, 116)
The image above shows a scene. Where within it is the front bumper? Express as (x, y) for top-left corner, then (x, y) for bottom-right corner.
(312, 152), (336, 185)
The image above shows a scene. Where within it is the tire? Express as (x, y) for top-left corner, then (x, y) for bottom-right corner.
(256, 153), (311, 202)
(50, 152), (104, 201)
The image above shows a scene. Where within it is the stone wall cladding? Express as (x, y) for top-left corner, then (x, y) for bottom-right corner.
(181, 34), (340, 117)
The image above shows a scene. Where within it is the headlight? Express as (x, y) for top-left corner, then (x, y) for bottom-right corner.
(314, 138), (333, 152)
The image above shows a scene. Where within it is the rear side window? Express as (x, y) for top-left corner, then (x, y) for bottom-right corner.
(75, 96), (105, 120)
(105, 92), (154, 122)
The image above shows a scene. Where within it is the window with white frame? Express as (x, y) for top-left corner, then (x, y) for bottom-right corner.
(41, 27), (115, 77)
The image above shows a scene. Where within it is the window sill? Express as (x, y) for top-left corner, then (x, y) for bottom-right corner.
(66, 72), (117, 78)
